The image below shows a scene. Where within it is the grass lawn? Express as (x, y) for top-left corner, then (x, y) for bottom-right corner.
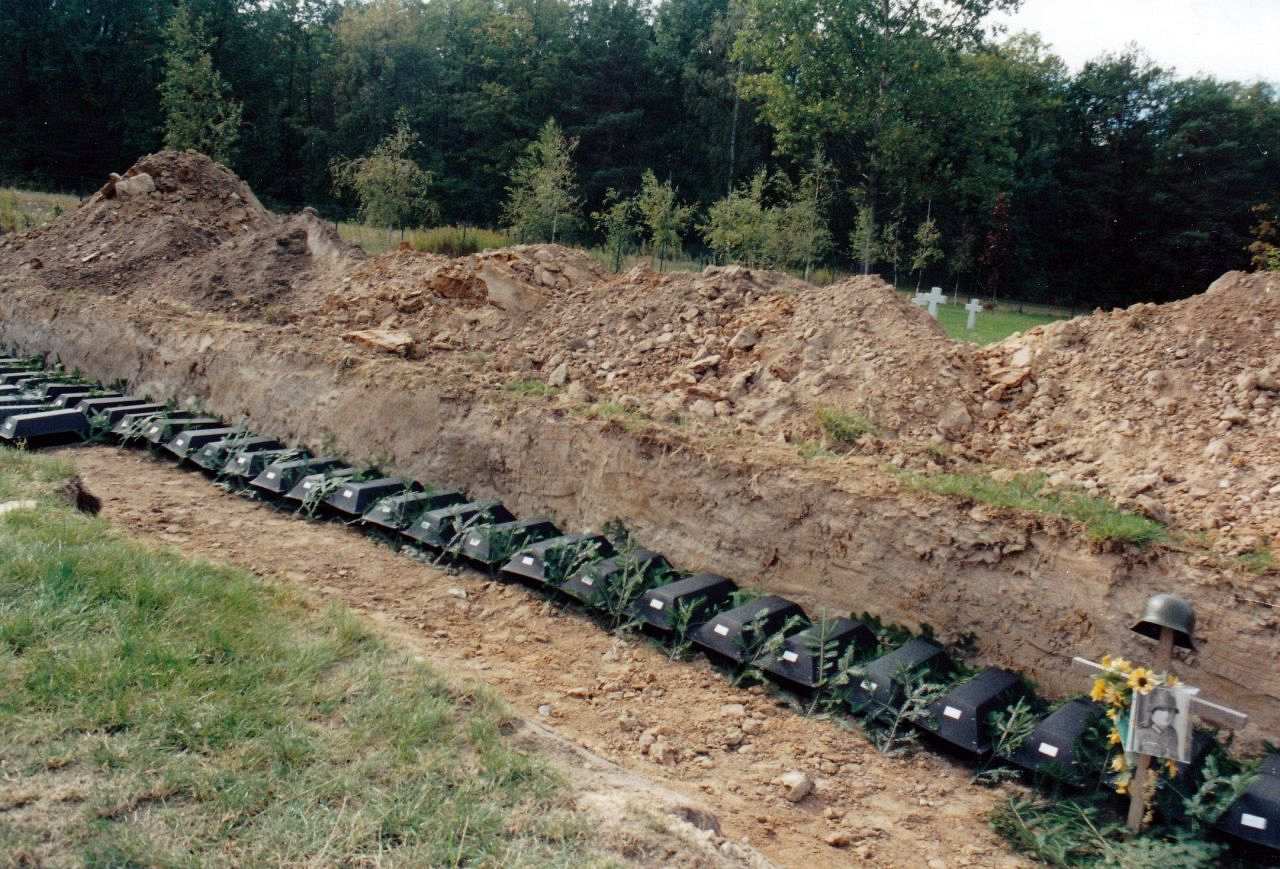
(0, 447), (608, 867)
(0, 188), (80, 233)
(932, 301), (1066, 345)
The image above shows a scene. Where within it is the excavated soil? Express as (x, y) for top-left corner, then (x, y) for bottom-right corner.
(1, 152), (1277, 741)
(59, 444), (1031, 869)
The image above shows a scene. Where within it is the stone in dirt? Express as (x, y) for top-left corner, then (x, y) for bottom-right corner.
(778, 770), (813, 802)
(344, 328), (414, 356)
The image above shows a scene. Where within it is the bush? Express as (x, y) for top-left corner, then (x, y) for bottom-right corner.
(409, 226), (509, 256)
(816, 407), (876, 446)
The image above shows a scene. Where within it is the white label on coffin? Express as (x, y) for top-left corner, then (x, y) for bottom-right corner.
(237, 457), (247, 464)
(649, 598), (665, 611)
(175, 439), (185, 447)
(713, 624), (729, 636)
(521, 556), (535, 566)
(781, 650), (799, 663)
(1242, 813), (1268, 831)
(581, 577), (594, 586)
(943, 706), (963, 720)
(860, 680), (877, 691)
(302, 481), (313, 489)
(341, 490), (353, 498)
(468, 537), (480, 546)
(149, 426), (159, 433)
(265, 471), (276, 479)
(1037, 742), (1060, 758)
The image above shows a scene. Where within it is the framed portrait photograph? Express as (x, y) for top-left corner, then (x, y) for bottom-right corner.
(1125, 685), (1199, 763)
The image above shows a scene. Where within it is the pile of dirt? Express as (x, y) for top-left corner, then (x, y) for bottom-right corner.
(0, 150), (357, 317)
(972, 271), (1280, 545)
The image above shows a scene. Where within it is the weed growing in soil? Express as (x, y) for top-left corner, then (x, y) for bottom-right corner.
(895, 470), (1166, 546)
(667, 596), (703, 661)
(852, 669), (949, 756)
(1238, 545), (1276, 575)
(0, 447), (605, 866)
(816, 406), (876, 447)
(973, 696), (1038, 785)
(729, 612), (806, 688)
(505, 378), (557, 397)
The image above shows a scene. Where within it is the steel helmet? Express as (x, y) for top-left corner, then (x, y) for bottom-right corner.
(1131, 593), (1196, 650)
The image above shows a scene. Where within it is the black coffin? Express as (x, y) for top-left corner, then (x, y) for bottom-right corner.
(1216, 755), (1280, 851)
(191, 436), (283, 471)
(459, 518), (560, 566)
(560, 549), (672, 605)
(363, 490), (467, 532)
(847, 637), (951, 711)
(142, 415), (221, 444)
(0, 404), (53, 422)
(920, 667), (1026, 755)
(761, 618), (878, 690)
(0, 386), (22, 397)
(100, 404), (167, 431)
(75, 396), (148, 416)
(631, 573), (737, 634)
(50, 390), (121, 409)
(164, 427), (239, 459)
(323, 477), (415, 517)
(404, 500), (515, 549)
(0, 372), (50, 386)
(282, 467), (358, 503)
(1011, 698), (1104, 779)
(221, 449), (301, 480)
(500, 534), (615, 585)
(249, 458), (343, 495)
(692, 596), (808, 663)
(0, 408), (90, 442)
(36, 382), (90, 401)
(0, 395), (33, 405)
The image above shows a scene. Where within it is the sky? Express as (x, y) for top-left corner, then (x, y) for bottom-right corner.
(990, 0), (1280, 84)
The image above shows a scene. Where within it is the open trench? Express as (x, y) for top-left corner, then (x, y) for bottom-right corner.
(3, 289), (1277, 743)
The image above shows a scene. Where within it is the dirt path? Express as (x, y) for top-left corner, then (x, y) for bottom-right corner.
(60, 445), (1031, 868)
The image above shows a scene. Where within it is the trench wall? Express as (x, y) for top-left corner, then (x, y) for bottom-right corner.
(5, 291), (1277, 739)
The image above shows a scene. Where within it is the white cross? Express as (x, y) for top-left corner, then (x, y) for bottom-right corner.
(919, 286), (946, 319)
(912, 292), (928, 310)
(965, 298), (983, 331)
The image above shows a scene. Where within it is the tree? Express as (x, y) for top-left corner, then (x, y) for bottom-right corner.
(880, 219), (903, 286)
(850, 202), (879, 276)
(980, 192), (1012, 301)
(1249, 203), (1280, 271)
(948, 227), (977, 298)
(330, 110), (437, 236)
(636, 170), (694, 271)
(592, 188), (639, 272)
(502, 119), (581, 243)
(159, 2), (243, 165)
(770, 151), (835, 278)
(911, 212), (943, 290)
(702, 170), (772, 267)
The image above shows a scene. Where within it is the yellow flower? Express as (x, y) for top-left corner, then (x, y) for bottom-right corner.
(1107, 707), (1120, 721)
(1090, 678), (1108, 702)
(1128, 667), (1155, 695)
(1165, 674), (1180, 688)
(1105, 687), (1127, 708)
(1110, 657), (1133, 674)
(1115, 780), (1129, 795)
(1166, 759), (1179, 778)
(1111, 755), (1128, 773)
(1108, 729), (1122, 746)
(1101, 654), (1114, 669)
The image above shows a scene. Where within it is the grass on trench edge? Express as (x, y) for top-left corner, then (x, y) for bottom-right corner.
(0, 447), (608, 867)
(895, 468), (1166, 546)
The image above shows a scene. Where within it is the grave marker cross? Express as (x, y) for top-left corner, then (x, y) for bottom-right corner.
(920, 286), (947, 319)
(965, 298), (983, 331)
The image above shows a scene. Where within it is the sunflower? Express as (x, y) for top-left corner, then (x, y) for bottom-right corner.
(1165, 674), (1180, 688)
(1107, 707), (1120, 721)
(1108, 729), (1122, 746)
(1101, 654), (1114, 669)
(1114, 774), (1131, 795)
(1128, 667), (1155, 695)
(1090, 678), (1108, 702)
(1104, 687), (1127, 707)
(1111, 754), (1128, 773)
(1166, 758), (1180, 778)
(1110, 657), (1133, 674)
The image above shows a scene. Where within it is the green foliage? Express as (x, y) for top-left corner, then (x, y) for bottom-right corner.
(636, 170), (694, 271)
(591, 188), (639, 272)
(504, 378), (557, 397)
(816, 407), (876, 447)
(990, 796), (1225, 868)
(331, 110), (438, 233)
(158, 2), (242, 165)
(1238, 545), (1277, 575)
(849, 202), (879, 275)
(667, 596), (704, 661)
(502, 119), (581, 244)
(728, 612), (807, 687)
(1183, 753), (1261, 829)
(973, 696), (1038, 784)
(701, 170), (773, 267)
(769, 151), (835, 277)
(854, 669), (950, 756)
(911, 215), (944, 287)
(0, 447), (603, 866)
(1250, 203), (1280, 271)
(896, 470), (1166, 546)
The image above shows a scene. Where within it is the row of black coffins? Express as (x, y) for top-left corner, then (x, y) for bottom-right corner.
(1, 353), (1276, 855)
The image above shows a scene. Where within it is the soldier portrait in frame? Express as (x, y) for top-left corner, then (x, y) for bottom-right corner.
(1126, 685), (1196, 763)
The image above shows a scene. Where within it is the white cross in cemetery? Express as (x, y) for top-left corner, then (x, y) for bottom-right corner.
(1072, 593), (1248, 833)
(965, 298), (983, 331)
(913, 286), (947, 319)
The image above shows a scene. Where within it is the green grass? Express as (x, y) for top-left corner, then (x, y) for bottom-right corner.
(1239, 546), (1276, 575)
(816, 406), (877, 446)
(896, 470), (1166, 546)
(0, 448), (607, 866)
(0, 188), (79, 233)
(339, 222), (510, 256)
(504, 378), (558, 397)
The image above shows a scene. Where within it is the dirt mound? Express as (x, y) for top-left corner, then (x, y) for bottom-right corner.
(974, 270), (1280, 544)
(0, 151), (359, 317)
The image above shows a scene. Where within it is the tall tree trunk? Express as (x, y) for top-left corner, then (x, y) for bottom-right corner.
(727, 58), (743, 196)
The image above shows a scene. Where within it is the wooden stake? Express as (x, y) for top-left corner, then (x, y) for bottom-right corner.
(1126, 627), (1176, 833)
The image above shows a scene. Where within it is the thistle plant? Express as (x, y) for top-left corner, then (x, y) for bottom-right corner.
(974, 696), (1038, 784)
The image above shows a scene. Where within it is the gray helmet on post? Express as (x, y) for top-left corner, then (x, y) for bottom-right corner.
(1132, 593), (1196, 650)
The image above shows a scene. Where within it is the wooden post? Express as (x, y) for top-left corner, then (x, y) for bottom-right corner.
(1127, 627), (1176, 833)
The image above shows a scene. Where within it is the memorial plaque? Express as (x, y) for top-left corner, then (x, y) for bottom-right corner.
(403, 499), (515, 549)
(500, 534), (615, 585)
(459, 518), (560, 566)
(630, 573), (737, 634)
(692, 595), (808, 663)
(362, 489), (467, 532)
(761, 618), (878, 690)
(846, 637), (952, 711)
(920, 667), (1026, 754)
(559, 549), (672, 605)
(163, 427), (239, 460)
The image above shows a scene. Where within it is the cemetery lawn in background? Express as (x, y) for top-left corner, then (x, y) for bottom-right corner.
(894, 469), (1166, 546)
(935, 302), (1066, 345)
(0, 447), (604, 867)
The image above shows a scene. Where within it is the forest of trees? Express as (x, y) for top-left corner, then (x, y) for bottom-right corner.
(2, 0), (1278, 308)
